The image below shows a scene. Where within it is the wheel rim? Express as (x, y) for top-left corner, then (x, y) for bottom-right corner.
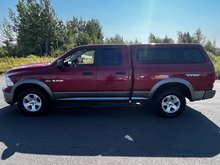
(23, 94), (42, 112)
(161, 95), (181, 114)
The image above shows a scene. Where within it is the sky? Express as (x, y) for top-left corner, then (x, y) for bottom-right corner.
(0, 0), (220, 47)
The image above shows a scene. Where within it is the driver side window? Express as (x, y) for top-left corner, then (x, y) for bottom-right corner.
(64, 49), (95, 67)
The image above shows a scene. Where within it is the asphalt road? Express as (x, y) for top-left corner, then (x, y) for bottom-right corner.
(0, 75), (219, 165)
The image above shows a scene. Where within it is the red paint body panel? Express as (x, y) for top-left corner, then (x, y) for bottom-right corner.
(133, 64), (214, 91)
(51, 45), (98, 92)
(96, 46), (131, 92)
(51, 66), (97, 92)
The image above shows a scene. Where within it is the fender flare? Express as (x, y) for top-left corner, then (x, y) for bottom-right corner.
(12, 79), (54, 100)
(148, 78), (195, 100)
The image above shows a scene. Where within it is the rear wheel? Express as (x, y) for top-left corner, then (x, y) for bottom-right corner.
(154, 89), (186, 118)
(17, 88), (50, 116)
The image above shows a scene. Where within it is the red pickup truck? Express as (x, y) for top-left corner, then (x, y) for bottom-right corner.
(2, 44), (216, 117)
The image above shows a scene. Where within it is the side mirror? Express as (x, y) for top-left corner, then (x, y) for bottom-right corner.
(56, 59), (63, 67)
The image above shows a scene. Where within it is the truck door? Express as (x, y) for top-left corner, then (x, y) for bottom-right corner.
(52, 48), (97, 99)
(96, 46), (131, 98)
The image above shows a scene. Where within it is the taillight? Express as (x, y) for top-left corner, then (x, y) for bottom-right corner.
(208, 71), (216, 89)
(212, 71), (216, 81)
(210, 71), (216, 89)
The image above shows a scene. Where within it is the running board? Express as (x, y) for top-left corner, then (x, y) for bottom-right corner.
(59, 97), (130, 101)
(54, 101), (142, 109)
(58, 97), (147, 101)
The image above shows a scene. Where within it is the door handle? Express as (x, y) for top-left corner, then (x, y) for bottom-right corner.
(115, 72), (127, 75)
(82, 72), (94, 75)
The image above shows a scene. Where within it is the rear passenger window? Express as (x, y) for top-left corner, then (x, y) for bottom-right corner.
(182, 49), (206, 63)
(137, 48), (174, 64)
(137, 48), (206, 64)
(99, 48), (122, 66)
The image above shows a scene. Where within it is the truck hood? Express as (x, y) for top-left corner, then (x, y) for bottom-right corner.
(12, 62), (50, 70)
(7, 62), (51, 75)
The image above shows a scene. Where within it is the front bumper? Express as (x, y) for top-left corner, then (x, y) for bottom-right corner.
(2, 86), (14, 105)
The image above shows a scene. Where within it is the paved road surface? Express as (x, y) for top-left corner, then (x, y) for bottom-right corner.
(0, 75), (219, 164)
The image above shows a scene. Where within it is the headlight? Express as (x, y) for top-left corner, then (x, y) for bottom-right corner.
(6, 76), (14, 87)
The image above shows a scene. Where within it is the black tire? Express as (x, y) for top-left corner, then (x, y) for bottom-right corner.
(17, 88), (50, 116)
(154, 89), (186, 118)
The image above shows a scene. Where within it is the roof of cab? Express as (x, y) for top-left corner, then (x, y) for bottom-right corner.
(72, 43), (204, 50)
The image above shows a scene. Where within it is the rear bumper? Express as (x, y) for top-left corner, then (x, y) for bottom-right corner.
(203, 90), (216, 100)
(193, 90), (216, 101)
(2, 86), (14, 105)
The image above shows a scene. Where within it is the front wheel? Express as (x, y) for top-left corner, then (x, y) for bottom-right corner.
(155, 89), (186, 118)
(17, 88), (50, 116)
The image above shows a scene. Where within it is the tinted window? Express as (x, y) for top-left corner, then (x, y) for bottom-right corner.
(137, 48), (206, 64)
(181, 49), (206, 63)
(99, 48), (122, 66)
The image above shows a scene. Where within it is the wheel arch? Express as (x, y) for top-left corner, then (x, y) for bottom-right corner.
(12, 79), (53, 103)
(149, 78), (194, 101)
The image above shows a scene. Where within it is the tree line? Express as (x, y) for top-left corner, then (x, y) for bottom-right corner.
(0, 0), (140, 57)
(148, 28), (218, 55)
(0, 0), (219, 57)
(0, 0), (104, 56)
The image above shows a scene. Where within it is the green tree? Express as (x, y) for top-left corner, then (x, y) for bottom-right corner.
(50, 20), (68, 55)
(193, 28), (206, 44)
(148, 33), (174, 43)
(163, 35), (174, 43)
(40, 0), (58, 55)
(85, 19), (103, 44)
(0, 18), (15, 55)
(67, 17), (86, 44)
(0, 47), (9, 56)
(128, 38), (141, 44)
(66, 17), (103, 46)
(65, 17), (84, 47)
(134, 38), (140, 44)
(66, 20), (75, 49)
(205, 40), (216, 54)
(9, 0), (58, 55)
(105, 34), (125, 44)
(177, 31), (194, 43)
(177, 29), (206, 44)
(76, 32), (91, 46)
(148, 33), (160, 43)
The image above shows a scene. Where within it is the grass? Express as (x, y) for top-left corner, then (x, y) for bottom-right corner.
(208, 53), (220, 77)
(0, 54), (220, 78)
